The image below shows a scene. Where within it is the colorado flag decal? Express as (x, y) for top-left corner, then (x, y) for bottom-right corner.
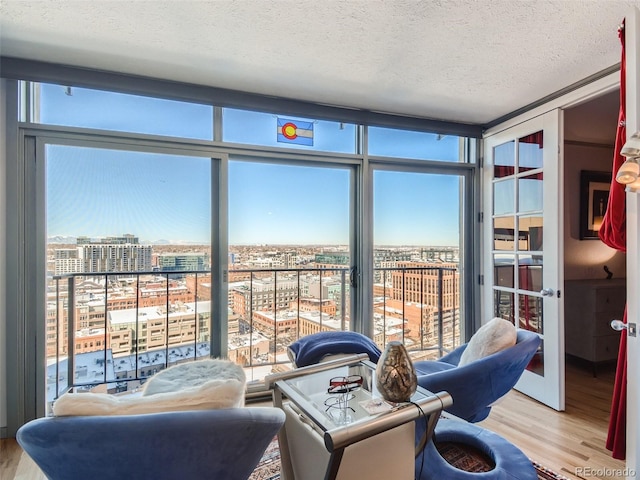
(277, 118), (314, 146)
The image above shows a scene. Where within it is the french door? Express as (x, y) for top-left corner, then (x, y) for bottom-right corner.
(483, 110), (565, 410)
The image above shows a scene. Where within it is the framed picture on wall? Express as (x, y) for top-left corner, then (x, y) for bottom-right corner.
(579, 170), (611, 240)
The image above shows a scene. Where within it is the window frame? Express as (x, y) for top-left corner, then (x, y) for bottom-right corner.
(3, 77), (480, 434)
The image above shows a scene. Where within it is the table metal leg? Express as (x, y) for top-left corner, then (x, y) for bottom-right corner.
(272, 389), (295, 480)
(324, 448), (345, 480)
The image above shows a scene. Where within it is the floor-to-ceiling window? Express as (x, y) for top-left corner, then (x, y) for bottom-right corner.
(45, 144), (214, 402)
(6, 77), (477, 425)
(368, 127), (470, 358)
(373, 170), (463, 358)
(228, 159), (352, 381)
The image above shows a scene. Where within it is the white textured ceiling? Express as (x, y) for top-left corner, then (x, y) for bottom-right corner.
(0, 0), (639, 125)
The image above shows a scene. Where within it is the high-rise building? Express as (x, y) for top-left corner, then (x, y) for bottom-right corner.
(314, 252), (349, 268)
(108, 301), (211, 355)
(77, 237), (152, 273)
(231, 277), (299, 317)
(157, 252), (210, 272)
(77, 234), (139, 245)
(53, 248), (84, 275)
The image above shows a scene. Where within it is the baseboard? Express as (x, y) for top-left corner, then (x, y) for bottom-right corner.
(565, 354), (617, 377)
(0, 426), (7, 439)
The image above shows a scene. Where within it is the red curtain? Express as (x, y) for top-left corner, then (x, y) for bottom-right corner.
(519, 132), (544, 149)
(599, 20), (627, 460)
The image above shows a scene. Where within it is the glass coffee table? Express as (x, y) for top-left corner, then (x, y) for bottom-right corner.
(265, 354), (452, 480)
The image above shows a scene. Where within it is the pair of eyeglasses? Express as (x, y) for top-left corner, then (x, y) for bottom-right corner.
(324, 394), (356, 412)
(327, 375), (363, 394)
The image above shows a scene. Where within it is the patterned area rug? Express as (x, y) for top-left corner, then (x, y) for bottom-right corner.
(533, 461), (572, 480)
(249, 437), (571, 480)
(249, 437), (281, 480)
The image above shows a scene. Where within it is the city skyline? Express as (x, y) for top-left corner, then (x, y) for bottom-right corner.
(47, 236), (459, 250)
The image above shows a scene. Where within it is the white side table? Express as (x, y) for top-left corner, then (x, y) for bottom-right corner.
(266, 354), (452, 480)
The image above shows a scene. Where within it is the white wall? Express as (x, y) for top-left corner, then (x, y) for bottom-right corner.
(625, 7), (640, 475)
(564, 142), (627, 281)
(0, 79), (7, 435)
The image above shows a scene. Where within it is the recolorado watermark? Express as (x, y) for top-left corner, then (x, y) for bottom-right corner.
(575, 466), (636, 477)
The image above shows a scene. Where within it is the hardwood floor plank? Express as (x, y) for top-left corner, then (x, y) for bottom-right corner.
(0, 438), (22, 479)
(14, 454), (46, 480)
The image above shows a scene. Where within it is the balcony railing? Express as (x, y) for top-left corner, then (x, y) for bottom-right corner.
(47, 265), (459, 404)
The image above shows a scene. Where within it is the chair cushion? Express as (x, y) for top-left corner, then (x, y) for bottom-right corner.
(53, 359), (246, 416)
(142, 358), (245, 395)
(287, 331), (382, 367)
(458, 317), (516, 366)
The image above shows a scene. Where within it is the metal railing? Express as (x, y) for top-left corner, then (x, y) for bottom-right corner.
(376, 266), (459, 357)
(48, 265), (459, 401)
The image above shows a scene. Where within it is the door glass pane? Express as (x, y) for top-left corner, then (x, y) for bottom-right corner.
(494, 290), (514, 322)
(374, 171), (462, 358)
(46, 145), (211, 402)
(518, 255), (543, 292)
(228, 160), (351, 380)
(518, 173), (544, 212)
(518, 132), (543, 173)
(493, 254), (514, 288)
(518, 293), (543, 334)
(493, 216), (516, 250)
(493, 179), (515, 215)
(528, 338), (544, 375)
(519, 215), (543, 251)
(493, 141), (515, 178)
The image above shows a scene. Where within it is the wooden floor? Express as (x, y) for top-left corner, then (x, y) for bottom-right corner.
(0, 435), (25, 480)
(480, 362), (626, 480)
(0, 362), (627, 480)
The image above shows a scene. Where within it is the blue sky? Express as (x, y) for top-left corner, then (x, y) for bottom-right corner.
(42, 84), (461, 246)
(47, 146), (212, 244)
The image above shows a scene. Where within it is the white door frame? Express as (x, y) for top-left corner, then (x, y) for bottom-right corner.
(625, 7), (639, 477)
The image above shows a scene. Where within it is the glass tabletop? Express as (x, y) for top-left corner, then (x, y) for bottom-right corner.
(277, 361), (431, 430)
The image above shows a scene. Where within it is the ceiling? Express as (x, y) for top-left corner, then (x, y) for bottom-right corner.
(0, 0), (638, 126)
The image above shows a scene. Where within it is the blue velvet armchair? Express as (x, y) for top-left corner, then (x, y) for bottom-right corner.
(288, 329), (540, 423)
(17, 407), (285, 480)
(414, 329), (541, 422)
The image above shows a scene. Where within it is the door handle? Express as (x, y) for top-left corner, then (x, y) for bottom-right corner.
(611, 319), (627, 331)
(349, 266), (358, 288)
(540, 288), (555, 297)
(612, 320), (637, 337)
